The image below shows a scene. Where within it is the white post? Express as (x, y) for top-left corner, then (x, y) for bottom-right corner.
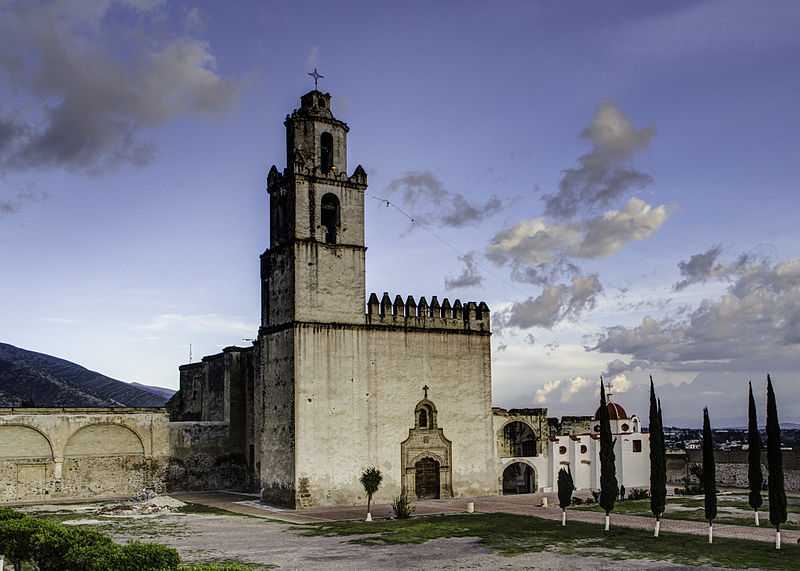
(654, 519), (660, 538)
(561, 510), (566, 527)
(754, 511), (760, 526)
(541, 497), (548, 508)
(365, 512), (372, 522)
(776, 530), (781, 550)
(604, 515), (610, 531)
(466, 502), (474, 514)
(1, 554), (4, 571)
(708, 523), (713, 544)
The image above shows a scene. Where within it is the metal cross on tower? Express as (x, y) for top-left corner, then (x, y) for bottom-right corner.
(423, 385), (429, 399)
(308, 68), (324, 90)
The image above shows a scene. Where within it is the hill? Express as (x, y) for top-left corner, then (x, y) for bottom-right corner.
(0, 342), (174, 408)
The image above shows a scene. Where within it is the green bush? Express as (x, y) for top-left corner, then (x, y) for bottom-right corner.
(0, 508), (26, 522)
(63, 541), (123, 571)
(0, 517), (44, 564)
(627, 488), (650, 501)
(32, 523), (114, 571)
(116, 541), (180, 570)
(391, 492), (415, 519)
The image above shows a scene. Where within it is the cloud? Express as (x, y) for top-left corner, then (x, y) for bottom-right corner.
(386, 171), (504, 228)
(0, 189), (48, 216)
(487, 197), (669, 284)
(672, 246), (767, 291)
(542, 102), (655, 219)
(444, 252), (483, 290)
(0, 1), (237, 172)
(137, 313), (256, 335)
(592, 257), (800, 372)
(498, 274), (602, 330)
(534, 373), (630, 406)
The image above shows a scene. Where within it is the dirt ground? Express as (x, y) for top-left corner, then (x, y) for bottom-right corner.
(112, 511), (718, 570)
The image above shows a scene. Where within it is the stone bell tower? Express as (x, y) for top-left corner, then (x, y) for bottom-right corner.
(261, 90), (369, 327)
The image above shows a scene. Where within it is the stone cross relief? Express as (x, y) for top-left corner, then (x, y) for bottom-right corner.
(423, 384), (429, 399)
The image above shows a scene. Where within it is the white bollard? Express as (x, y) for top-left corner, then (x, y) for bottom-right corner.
(466, 502), (474, 514)
(708, 523), (713, 544)
(541, 497), (548, 508)
(604, 515), (610, 531)
(754, 511), (760, 526)
(776, 530), (781, 550)
(561, 510), (566, 527)
(365, 512), (372, 522)
(1, 554), (4, 571)
(654, 519), (660, 538)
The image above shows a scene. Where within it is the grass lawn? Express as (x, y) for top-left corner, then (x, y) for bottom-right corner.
(305, 512), (799, 570)
(573, 494), (799, 530)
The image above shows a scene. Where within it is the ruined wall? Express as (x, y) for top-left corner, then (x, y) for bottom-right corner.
(168, 346), (255, 492)
(290, 310), (496, 507)
(257, 328), (295, 506)
(0, 408), (169, 504)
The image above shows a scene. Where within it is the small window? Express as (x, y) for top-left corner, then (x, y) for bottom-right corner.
(320, 193), (340, 244)
(418, 408), (428, 429)
(632, 439), (642, 453)
(594, 424), (601, 432)
(621, 423), (630, 432)
(559, 446), (567, 455)
(580, 445), (588, 454)
(320, 132), (333, 174)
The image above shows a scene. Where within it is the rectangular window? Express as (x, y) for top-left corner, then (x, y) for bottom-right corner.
(632, 439), (642, 453)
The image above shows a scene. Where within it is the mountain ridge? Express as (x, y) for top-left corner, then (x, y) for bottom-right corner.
(0, 342), (174, 408)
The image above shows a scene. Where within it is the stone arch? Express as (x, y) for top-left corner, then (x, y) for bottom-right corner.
(64, 423), (145, 457)
(497, 419), (538, 458)
(501, 460), (537, 495)
(0, 424), (54, 459)
(63, 423), (149, 499)
(320, 192), (340, 244)
(414, 399), (438, 429)
(320, 131), (333, 173)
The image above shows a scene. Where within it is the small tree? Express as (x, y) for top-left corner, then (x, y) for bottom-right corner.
(649, 379), (667, 537)
(766, 375), (787, 549)
(557, 467), (575, 527)
(598, 378), (618, 531)
(747, 382), (763, 526)
(702, 407), (717, 544)
(359, 466), (383, 522)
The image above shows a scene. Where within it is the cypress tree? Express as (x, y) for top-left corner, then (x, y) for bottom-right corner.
(557, 466), (575, 527)
(766, 375), (787, 549)
(598, 378), (618, 531)
(747, 382), (763, 526)
(702, 407), (717, 543)
(649, 377), (667, 537)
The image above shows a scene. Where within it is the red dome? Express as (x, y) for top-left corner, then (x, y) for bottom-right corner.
(594, 402), (628, 421)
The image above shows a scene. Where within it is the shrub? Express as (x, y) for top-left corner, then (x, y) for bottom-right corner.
(572, 497), (584, 505)
(0, 508), (26, 522)
(391, 492), (415, 519)
(627, 488), (650, 501)
(63, 542), (123, 571)
(590, 490), (600, 503)
(0, 517), (44, 565)
(32, 523), (114, 571)
(116, 541), (180, 571)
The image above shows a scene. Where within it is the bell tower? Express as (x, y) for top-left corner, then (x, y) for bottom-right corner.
(261, 89), (369, 327)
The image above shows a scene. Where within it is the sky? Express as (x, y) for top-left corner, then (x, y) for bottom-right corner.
(1, 0), (799, 427)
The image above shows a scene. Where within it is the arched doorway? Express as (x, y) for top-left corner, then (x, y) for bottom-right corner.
(415, 457), (441, 499)
(499, 421), (538, 457)
(502, 462), (535, 495)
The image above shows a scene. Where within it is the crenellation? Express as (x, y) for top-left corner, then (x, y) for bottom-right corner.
(364, 292), (491, 332)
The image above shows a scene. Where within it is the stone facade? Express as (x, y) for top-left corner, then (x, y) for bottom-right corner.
(168, 89), (497, 508)
(0, 408), (168, 503)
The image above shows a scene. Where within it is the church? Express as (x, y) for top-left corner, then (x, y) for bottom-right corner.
(0, 87), (650, 507)
(166, 87), (651, 508)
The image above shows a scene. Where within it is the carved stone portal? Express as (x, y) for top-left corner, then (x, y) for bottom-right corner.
(400, 398), (453, 500)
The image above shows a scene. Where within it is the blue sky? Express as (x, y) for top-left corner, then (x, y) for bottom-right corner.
(1, 0), (799, 426)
